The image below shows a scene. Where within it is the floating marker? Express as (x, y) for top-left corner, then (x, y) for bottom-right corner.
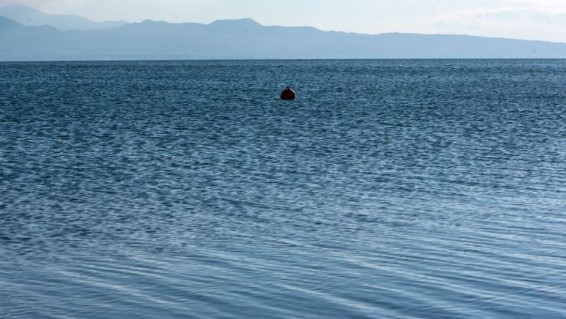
(280, 86), (296, 100)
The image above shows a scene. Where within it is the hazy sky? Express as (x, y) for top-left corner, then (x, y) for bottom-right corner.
(3, 0), (566, 42)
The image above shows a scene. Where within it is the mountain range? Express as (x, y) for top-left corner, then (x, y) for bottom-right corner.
(0, 5), (125, 31)
(2, 5), (566, 61)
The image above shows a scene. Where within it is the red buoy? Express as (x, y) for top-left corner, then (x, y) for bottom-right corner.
(280, 86), (296, 100)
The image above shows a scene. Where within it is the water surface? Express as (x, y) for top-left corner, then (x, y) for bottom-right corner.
(1, 60), (566, 318)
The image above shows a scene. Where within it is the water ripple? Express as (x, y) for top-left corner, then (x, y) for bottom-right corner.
(1, 60), (566, 318)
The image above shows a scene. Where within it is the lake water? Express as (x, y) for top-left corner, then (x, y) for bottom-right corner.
(1, 60), (566, 318)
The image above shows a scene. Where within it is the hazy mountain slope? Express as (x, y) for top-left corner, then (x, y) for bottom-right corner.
(0, 17), (66, 60)
(1, 16), (566, 61)
(0, 5), (126, 31)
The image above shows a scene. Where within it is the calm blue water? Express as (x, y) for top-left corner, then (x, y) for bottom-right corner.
(1, 60), (566, 318)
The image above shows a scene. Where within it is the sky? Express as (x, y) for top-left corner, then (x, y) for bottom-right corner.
(2, 0), (566, 43)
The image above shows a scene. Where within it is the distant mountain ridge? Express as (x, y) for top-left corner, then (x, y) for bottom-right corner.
(0, 5), (126, 30)
(1, 6), (566, 61)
